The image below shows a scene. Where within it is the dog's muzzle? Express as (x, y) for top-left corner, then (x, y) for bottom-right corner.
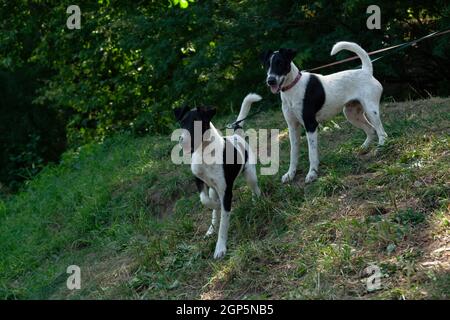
(267, 76), (277, 86)
(266, 75), (284, 94)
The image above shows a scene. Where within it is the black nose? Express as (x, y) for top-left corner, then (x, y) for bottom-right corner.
(267, 77), (277, 86)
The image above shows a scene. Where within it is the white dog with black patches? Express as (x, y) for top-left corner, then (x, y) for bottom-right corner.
(261, 42), (387, 184)
(174, 94), (262, 259)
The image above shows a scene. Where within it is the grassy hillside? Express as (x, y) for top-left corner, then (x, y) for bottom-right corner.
(0, 97), (449, 299)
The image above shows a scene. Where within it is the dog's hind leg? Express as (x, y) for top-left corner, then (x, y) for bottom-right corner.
(343, 101), (377, 150)
(360, 100), (388, 146)
(244, 164), (261, 199)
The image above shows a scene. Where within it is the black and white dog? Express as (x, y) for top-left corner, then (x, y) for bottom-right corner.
(173, 93), (262, 259)
(261, 42), (387, 184)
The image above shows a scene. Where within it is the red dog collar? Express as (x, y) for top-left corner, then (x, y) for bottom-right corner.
(281, 72), (302, 92)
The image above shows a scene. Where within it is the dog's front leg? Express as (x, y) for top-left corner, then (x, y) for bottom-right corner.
(281, 104), (300, 183)
(213, 187), (232, 259)
(213, 206), (230, 259)
(305, 129), (319, 183)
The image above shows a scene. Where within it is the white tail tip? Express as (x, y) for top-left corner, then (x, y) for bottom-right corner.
(244, 93), (262, 102)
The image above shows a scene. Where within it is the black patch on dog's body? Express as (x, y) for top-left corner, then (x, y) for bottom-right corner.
(302, 74), (326, 132)
(222, 137), (246, 211)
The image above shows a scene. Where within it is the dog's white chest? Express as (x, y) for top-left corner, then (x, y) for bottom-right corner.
(191, 151), (206, 178)
(190, 147), (223, 188)
(280, 73), (311, 124)
(281, 94), (304, 125)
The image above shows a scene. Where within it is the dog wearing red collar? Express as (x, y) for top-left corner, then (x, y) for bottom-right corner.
(261, 42), (387, 184)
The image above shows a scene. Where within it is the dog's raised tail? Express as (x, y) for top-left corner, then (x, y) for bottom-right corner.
(235, 93), (262, 128)
(330, 41), (373, 74)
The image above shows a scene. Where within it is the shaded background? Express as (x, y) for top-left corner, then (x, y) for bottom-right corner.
(1, 0), (449, 191)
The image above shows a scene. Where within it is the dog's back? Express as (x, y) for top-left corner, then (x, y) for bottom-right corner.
(317, 42), (383, 118)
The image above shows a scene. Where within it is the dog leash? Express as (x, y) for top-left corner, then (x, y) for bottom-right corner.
(222, 104), (267, 131)
(306, 27), (450, 72)
(224, 27), (450, 129)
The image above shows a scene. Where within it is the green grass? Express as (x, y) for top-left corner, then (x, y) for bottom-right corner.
(0, 97), (449, 299)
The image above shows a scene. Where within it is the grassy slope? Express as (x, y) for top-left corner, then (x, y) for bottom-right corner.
(0, 97), (449, 300)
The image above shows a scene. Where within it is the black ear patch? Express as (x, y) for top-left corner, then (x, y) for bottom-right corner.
(197, 106), (216, 122)
(174, 105), (189, 122)
(205, 108), (216, 121)
(260, 49), (273, 64)
(279, 48), (298, 62)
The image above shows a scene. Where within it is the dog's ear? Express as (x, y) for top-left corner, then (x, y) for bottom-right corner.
(259, 49), (273, 64)
(279, 48), (298, 61)
(197, 106), (216, 122)
(205, 108), (216, 122)
(174, 105), (189, 122)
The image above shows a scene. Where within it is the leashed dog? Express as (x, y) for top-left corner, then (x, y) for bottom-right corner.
(173, 93), (262, 259)
(261, 42), (387, 184)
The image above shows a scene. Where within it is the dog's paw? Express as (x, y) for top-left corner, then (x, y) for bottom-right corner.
(358, 140), (372, 152)
(357, 145), (371, 156)
(281, 171), (296, 184)
(251, 188), (262, 201)
(213, 243), (227, 259)
(205, 225), (215, 237)
(305, 171), (318, 184)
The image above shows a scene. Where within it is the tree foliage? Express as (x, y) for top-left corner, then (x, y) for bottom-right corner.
(1, 0), (449, 189)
